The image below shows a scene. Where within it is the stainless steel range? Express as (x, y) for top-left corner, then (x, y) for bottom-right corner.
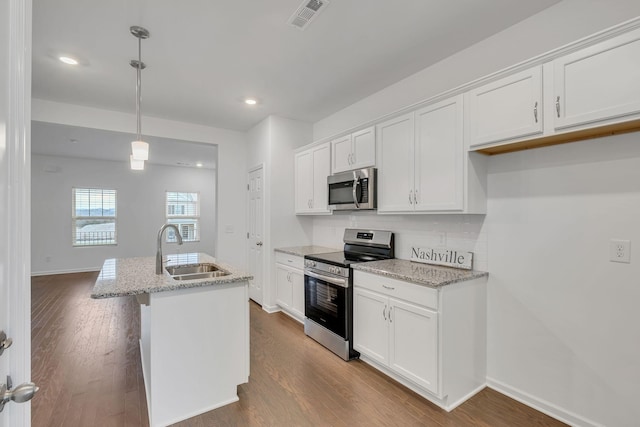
(304, 229), (394, 360)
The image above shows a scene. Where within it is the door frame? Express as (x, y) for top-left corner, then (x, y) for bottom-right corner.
(3, 0), (32, 425)
(246, 164), (266, 305)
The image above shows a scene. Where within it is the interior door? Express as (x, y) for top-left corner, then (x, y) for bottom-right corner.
(247, 167), (264, 304)
(2, 1), (33, 424)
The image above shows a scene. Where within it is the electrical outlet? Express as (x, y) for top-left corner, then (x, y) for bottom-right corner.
(609, 239), (631, 263)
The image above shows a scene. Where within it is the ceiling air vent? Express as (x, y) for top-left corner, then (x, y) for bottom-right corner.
(288, 0), (330, 30)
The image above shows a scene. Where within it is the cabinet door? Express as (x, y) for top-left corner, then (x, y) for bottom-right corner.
(353, 287), (389, 365)
(351, 126), (375, 170)
(467, 66), (543, 146)
(553, 28), (640, 130)
(376, 113), (415, 213)
(389, 298), (439, 395)
(275, 265), (293, 309)
(331, 134), (353, 174)
(290, 269), (305, 318)
(414, 95), (464, 211)
(311, 143), (330, 213)
(294, 151), (313, 213)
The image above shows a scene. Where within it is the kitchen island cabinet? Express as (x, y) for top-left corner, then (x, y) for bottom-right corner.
(353, 260), (487, 411)
(92, 253), (252, 427)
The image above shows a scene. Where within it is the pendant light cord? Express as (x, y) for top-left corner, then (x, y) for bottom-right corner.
(136, 35), (142, 142)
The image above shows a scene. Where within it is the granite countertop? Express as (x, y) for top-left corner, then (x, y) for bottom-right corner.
(91, 252), (253, 299)
(275, 245), (339, 257)
(352, 258), (488, 288)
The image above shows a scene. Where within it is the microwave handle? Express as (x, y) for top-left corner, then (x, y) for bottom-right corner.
(352, 171), (360, 209)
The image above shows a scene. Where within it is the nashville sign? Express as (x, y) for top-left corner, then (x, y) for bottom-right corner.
(410, 247), (473, 270)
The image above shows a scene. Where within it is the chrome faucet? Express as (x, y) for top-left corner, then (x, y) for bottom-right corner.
(156, 224), (183, 274)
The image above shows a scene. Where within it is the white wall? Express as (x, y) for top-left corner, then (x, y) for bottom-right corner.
(31, 99), (248, 269)
(486, 134), (640, 427)
(308, 2), (640, 426)
(247, 115), (313, 309)
(31, 154), (216, 274)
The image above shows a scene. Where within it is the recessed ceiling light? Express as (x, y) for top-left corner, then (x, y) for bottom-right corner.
(59, 56), (79, 65)
(244, 98), (257, 105)
(196, 162), (204, 168)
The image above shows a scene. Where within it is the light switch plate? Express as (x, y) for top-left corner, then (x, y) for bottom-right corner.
(610, 239), (631, 263)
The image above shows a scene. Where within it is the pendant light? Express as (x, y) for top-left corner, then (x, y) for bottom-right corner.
(130, 26), (150, 165)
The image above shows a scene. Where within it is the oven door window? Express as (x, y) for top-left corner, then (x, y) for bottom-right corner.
(305, 274), (346, 338)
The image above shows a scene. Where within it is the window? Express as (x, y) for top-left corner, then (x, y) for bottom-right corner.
(72, 188), (117, 246)
(166, 191), (199, 242)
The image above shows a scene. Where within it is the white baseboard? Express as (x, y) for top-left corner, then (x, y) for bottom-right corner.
(445, 383), (486, 411)
(31, 267), (100, 276)
(261, 304), (280, 314)
(486, 377), (604, 427)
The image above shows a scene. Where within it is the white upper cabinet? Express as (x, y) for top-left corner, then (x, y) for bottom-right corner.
(553, 27), (640, 131)
(467, 66), (543, 147)
(331, 126), (375, 174)
(376, 113), (414, 212)
(414, 97), (464, 211)
(377, 95), (467, 213)
(295, 142), (331, 214)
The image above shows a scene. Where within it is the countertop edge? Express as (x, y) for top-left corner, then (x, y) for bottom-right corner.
(274, 245), (340, 257)
(352, 260), (488, 289)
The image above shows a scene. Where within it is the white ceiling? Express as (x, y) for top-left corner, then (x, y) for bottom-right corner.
(32, 0), (561, 132)
(32, 121), (218, 169)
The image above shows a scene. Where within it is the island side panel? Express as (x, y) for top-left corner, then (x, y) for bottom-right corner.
(148, 281), (249, 427)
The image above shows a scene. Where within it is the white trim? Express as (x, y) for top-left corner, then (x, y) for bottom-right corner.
(6, 0), (32, 426)
(261, 304), (280, 314)
(486, 377), (604, 427)
(31, 267), (101, 277)
(444, 383), (486, 412)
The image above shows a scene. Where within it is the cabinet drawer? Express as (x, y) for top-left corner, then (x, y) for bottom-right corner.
(275, 252), (304, 270)
(354, 270), (438, 310)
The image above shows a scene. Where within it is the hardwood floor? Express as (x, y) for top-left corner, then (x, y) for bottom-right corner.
(32, 273), (566, 426)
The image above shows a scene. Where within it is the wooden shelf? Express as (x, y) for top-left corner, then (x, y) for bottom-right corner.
(474, 119), (640, 155)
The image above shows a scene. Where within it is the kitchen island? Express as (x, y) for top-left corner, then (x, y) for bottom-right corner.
(92, 253), (252, 427)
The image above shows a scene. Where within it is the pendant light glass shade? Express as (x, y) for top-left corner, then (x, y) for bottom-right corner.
(130, 155), (145, 170)
(131, 140), (149, 161)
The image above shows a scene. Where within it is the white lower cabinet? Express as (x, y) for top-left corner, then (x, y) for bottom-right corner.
(275, 252), (305, 322)
(389, 298), (438, 394)
(353, 270), (486, 411)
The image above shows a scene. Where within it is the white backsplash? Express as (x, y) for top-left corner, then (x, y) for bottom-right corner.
(311, 212), (488, 272)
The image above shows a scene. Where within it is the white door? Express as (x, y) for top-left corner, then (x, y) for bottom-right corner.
(331, 134), (352, 174)
(388, 298), (439, 395)
(1, 1), (33, 425)
(414, 95), (464, 211)
(553, 27), (640, 131)
(376, 112), (415, 212)
(467, 66), (543, 147)
(290, 269), (305, 318)
(311, 143), (330, 213)
(247, 167), (264, 304)
(353, 288), (389, 365)
(350, 126), (375, 170)
(275, 265), (292, 309)
(294, 150), (312, 213)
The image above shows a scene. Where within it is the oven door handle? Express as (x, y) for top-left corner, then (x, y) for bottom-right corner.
(304, 270), (348, 288)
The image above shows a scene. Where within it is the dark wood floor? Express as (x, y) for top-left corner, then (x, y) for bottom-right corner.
(32, 273), (566, 426)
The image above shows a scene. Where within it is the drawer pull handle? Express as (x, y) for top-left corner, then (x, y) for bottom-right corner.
(383, 304), (387, 320)
(389, 306), (393, 323)
(382, 285), (395, 290)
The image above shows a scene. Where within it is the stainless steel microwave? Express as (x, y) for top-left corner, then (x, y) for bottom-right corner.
(327, 167), (377, 211)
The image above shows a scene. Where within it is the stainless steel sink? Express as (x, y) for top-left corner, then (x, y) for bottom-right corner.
(165, 263), (231, 280)
(171, 271), (231, 281)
